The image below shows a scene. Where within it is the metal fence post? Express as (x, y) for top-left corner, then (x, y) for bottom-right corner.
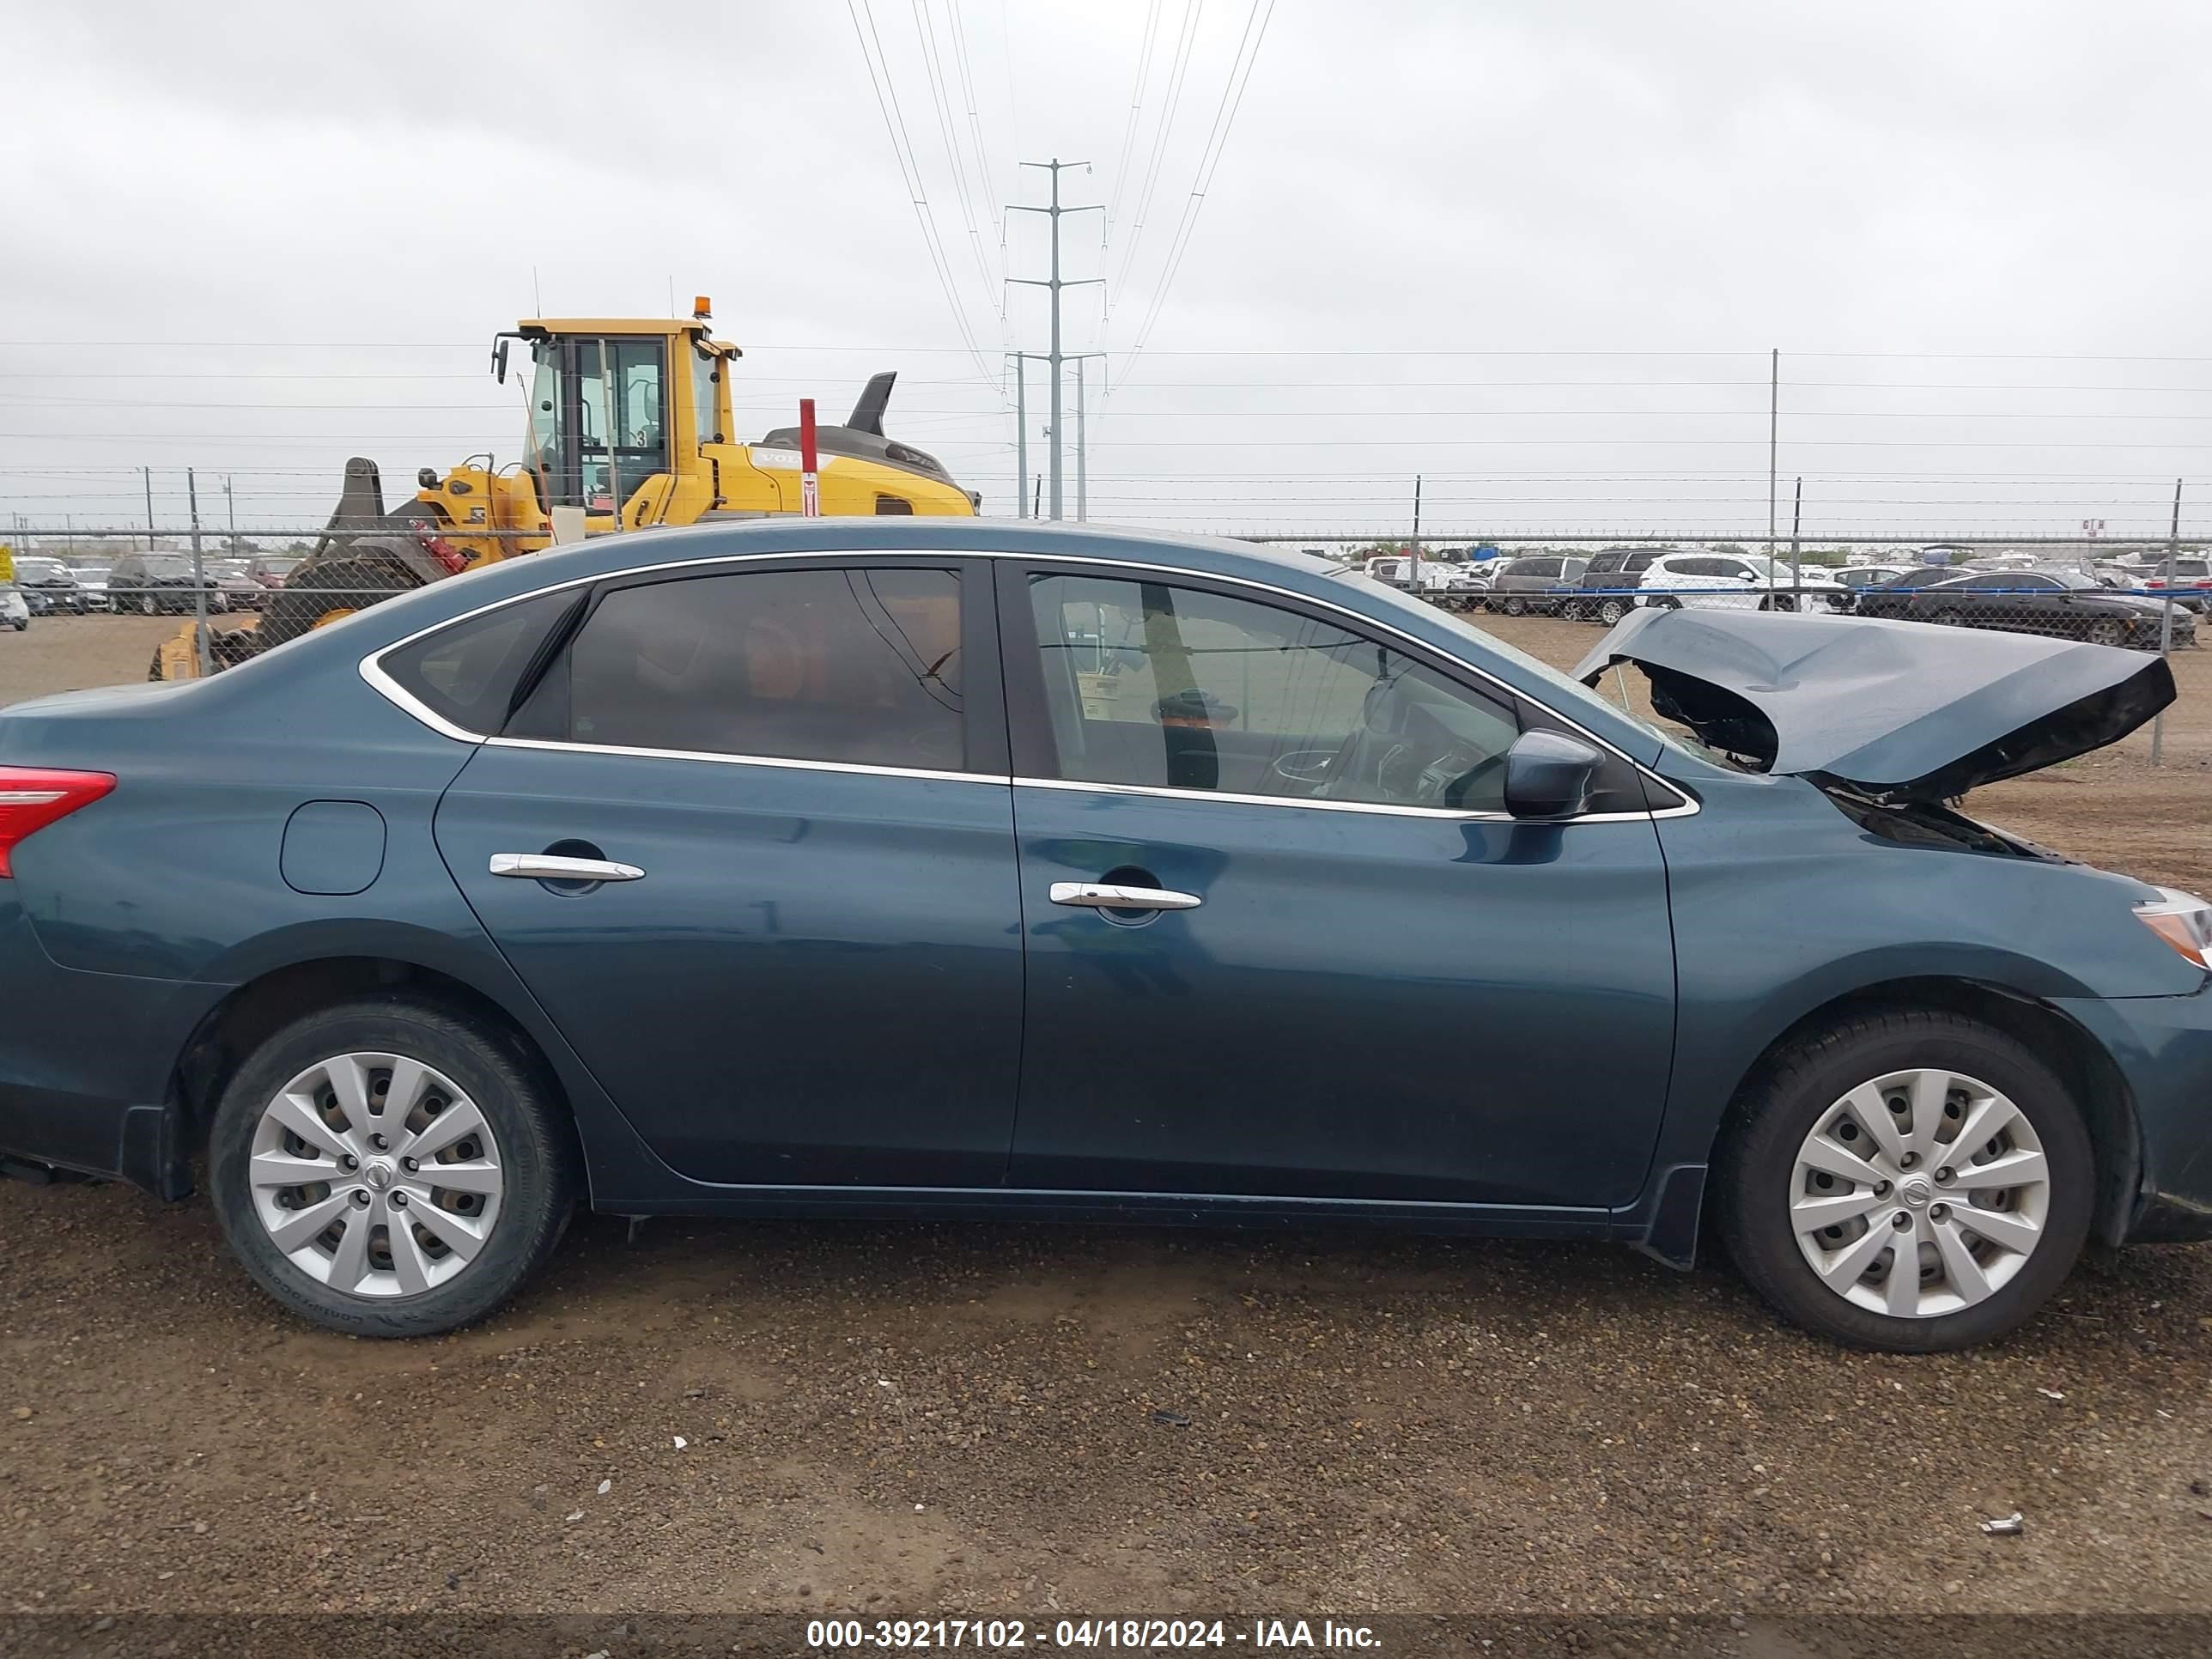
(187, 468), (210, 678)
(2149, 477), (2180, 768)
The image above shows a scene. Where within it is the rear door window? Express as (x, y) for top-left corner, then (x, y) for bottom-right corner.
(511, 567), (967, 771)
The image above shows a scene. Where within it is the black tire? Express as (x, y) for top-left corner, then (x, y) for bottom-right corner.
(1715, 1008), (2093, 1352)
(1931, 608), (1966, 629)
(207, 998), (578, 1337)
(1652, 596), (1681, 611)
(137, 592), (158, 617)
(1559, 600), (1588, 623)
(1502, 595), (1528, 617)
(1595, 599), (1628, 626)
(256, 550), (426, 649)
(2085, 617), (2124, 648)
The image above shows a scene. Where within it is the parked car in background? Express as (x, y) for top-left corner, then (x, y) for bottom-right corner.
(1832, 564), (1911, 592)
(209, 559), (266, 612)
(1564, 547), (1668, 624)
(2142, 556), (2212, 613)
(1484, 554), (1589, 616)
(105, 553), (229, 617)
(12, 557), (88, 617)
(1854, 568), (2192, 649)
(0, 585), (27, 631)
(1626, 552), (1849, 615)
(1368, 558), (1489, 610)
(2, 522), (2209, 1355)
(71, 565), (112, 612)
(247, 554), (302, 592)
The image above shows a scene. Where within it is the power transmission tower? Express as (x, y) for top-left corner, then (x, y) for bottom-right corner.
(1007, 159), (1102, 520)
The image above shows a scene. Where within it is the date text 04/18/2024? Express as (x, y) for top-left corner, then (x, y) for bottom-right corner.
(805, 1618), (1382, 1649)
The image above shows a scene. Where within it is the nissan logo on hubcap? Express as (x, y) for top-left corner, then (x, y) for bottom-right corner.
(1900, 1176), (1933, 1209)
(364, 1161), (395, 1192)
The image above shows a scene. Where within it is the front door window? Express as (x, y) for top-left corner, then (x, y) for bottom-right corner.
(1027, 573), (1520, 811)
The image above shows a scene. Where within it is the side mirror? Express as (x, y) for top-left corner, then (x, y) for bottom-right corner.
(492, 337), (510, 385)
(1504, 730), (1603, 819)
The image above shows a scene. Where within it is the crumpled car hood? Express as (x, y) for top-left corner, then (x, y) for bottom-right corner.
(1572, 607), (2175, 802)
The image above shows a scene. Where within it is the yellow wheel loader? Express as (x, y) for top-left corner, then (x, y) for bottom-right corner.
(153, 299), (978, 679)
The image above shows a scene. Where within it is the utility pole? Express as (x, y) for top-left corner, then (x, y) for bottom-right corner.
(1012, 356), (1030, 519)
(1065, 351), (1105, 522)
(1410, 476), (1423, 592)
(187, 468), (210, 678)
(225, 475), (239, 556)
(1766, 347), (1779, 601)
(143, 466), (155, 551)
(1007, 159), (1103, 520)
(1789, 475), (1803, 598)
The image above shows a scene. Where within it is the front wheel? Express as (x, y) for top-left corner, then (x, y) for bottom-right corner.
(2085, 617), (2125, 647)
(1595, 598), (1629, 626)
(1715, 1010), (2092, 1352)
(1502, 595), (1528, 617)
(208, 999), (578, 1337)
(138, 593), (158, 617)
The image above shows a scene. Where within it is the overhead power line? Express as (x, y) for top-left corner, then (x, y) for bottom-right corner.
(844, 0), (998, 383)
(910, 0), (1001, 323)
(944, 0), (1004, 242)
(1109, 0), (1205, 313)
(1105, 0), (1166, 240)
(1121, 0), (1276, 374)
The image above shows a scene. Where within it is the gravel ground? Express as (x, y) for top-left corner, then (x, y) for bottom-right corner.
(2, 612), (2209, 1631)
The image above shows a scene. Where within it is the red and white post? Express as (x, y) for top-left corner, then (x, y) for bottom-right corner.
(799, 397), (821, 518)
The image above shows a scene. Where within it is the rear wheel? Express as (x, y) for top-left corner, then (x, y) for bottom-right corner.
(1716, 1009), (2091, 1352)
(1503, 595), (1528, 617)
(137, 593), (158, 617)
(1595, 598), (1629, 626)
(208, 999), (577, 1337)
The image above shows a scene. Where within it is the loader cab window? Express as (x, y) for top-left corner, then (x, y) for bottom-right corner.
(692, 344), (725, 446)
(525, 336), (672, 514)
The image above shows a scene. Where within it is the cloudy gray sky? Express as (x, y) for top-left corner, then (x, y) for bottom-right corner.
(5, 0), (2211, 545)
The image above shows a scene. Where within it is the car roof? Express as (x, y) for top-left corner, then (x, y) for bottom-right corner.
(191, 519), (1670, 764)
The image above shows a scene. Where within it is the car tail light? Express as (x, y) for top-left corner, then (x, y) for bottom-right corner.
(0, 769), (116, 878)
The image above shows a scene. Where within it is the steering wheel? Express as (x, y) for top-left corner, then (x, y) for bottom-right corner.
(1376, 739), (1490, 805)
(1268, 748), (1340, 791)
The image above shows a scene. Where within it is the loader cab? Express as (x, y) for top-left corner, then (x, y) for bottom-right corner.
(507, 319), (732, 523)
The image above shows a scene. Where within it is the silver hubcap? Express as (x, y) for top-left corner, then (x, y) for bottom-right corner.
(247, 1052), (503, 1298)
(1790, 1066), (2050, 1319)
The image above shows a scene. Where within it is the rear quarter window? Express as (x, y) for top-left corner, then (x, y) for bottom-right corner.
(379, 590), (580, 735)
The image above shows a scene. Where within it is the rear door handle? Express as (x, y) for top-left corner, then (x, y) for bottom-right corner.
(489, 853), (646, 882)
(1048, 881), (1201, 912)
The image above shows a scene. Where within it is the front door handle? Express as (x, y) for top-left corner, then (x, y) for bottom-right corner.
(489, 852), (646, 882)
(1048, 880), (1201, 912)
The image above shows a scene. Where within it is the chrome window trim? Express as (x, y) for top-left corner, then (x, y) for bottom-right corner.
(483, 734), (994, 787)
(357, 544), (1698, 819)
(1014, 775), (1680, 824)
